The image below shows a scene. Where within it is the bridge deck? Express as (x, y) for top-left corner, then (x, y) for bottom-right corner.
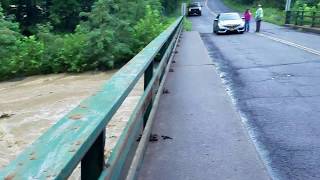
(138, 31), (270, 180)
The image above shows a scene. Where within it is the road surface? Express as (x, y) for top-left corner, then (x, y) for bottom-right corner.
(190, 0), (320, 179)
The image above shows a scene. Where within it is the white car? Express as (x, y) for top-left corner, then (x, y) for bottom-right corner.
(187, 2), (202, 16)
(213, 13), (245, 34)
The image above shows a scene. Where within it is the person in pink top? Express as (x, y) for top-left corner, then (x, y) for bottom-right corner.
(243, 9), (252, 32)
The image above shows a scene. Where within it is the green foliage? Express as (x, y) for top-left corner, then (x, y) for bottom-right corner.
(293, 0), (320, 10)
(224, 0), (320, 26)
(183, 17), (192, 31)
(232, 0), (286, 9)
(78, 0), (136, 69)
(49, 0), (81, 32)
(0, 0), (180, 81)
(230, 0), (320, 11)
(161, 0), (187, 15)
(133, 5), (167, 49)
(0, 0), (95, 34)
(15, 36), (45, 75)
(0, 36), (44, 78)
(0, 3), (20, 79)
(47, 33), (88, 73)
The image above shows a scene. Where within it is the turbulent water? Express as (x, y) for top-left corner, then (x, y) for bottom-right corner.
(0, 71), (143, 176)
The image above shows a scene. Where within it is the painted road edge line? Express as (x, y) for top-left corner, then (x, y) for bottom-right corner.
(258, 33), (320, 56)
(205, 0), (217, 16)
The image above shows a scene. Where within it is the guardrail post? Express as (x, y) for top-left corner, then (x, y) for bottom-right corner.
(144, 61), (154, 127)
(311, 11), (316, 27)
(285, 11), (291, 24)
(156, 43), (168, 63)
(181, 3), (186, 16)
(295, 11), (299, 25)
(300, 11), (304, 26)
(81, 130), (106, 180)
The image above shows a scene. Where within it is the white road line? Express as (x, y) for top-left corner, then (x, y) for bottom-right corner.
(205, 0), (217, 16)
(258, 33), (320, 56)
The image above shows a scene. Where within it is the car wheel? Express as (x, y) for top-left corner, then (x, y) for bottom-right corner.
(199, 12), (202, 16)
(215, 29), (221, 35)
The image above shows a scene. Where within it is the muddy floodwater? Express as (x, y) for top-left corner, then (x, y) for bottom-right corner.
(0, 71), (143, 176)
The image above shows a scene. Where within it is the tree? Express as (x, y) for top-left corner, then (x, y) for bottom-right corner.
(49, 0), (81, 32)
(0, 2), (20, 78)
(161, 0), (179, 15)
(133, 5), (166, 49)
(0, 3), (20, 58)
(0, 0), (177, 80)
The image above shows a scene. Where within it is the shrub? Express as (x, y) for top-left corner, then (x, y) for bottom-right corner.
(133, 5), (168, 50)
(0, 0), (176, 81)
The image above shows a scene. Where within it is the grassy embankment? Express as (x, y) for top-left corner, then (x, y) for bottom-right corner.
(184, 18), (192, 31)
(222, 0), (285, 25)
(183, 0), (193, 31)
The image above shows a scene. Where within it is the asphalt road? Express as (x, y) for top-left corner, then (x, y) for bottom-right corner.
(189, 0), (320, 179)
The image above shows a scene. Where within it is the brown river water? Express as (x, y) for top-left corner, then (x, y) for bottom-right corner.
(0, 71), (143, 178)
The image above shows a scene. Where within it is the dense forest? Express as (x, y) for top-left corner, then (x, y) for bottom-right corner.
(0, 0), (183, 80)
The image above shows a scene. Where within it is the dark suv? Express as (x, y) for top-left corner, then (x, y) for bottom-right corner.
(187, 2), (202, 16)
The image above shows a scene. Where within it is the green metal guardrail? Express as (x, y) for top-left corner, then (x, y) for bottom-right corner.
(286, 10), (320, 27)
(0, 16), (183, 180)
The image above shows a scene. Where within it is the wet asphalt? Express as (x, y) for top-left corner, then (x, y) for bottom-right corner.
(190, 0), (320, 179)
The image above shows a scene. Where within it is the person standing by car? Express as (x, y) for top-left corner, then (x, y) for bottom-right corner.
(243, 9), (251, 32)
(255, 4), (263, 32)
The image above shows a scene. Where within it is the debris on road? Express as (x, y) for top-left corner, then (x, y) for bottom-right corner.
(0, 113), (14, 119)
(149, 134), (158, 142)
(161, 135), (173, 140)
(163, 88), (170, 94)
